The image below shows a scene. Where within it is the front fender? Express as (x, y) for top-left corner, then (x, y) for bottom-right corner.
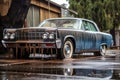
(64, 35), (76, 42)
(63, 35), (76, 51)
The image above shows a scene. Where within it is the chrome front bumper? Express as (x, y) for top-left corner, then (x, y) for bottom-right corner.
(2, 39), (62, 49)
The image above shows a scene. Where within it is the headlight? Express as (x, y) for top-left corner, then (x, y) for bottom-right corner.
(3, 32), (15, 40)
(3, 29), (16, 40)
(3, 32), (10, 39)
(42, 33), (49, 39)
(42, 32), (55, 40)
(4, 34), (9, 39)
(10, 33), (15, 39)
(49, 33), (55, 39)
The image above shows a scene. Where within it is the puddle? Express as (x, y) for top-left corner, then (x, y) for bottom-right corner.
(0, 61), (119, 80)
(0, 52), (119, 80)
(0, 68), (119, 80)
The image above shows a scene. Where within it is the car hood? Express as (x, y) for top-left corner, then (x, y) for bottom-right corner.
(17, 27), (58, 32)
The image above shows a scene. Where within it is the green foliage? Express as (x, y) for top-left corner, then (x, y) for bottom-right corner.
(69, 0), (120, 31)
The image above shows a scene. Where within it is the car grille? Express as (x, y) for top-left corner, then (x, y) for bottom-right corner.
(15, 29), (44, 40)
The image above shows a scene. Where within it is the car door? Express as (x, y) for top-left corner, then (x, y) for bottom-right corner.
(81, 20), (99, 50)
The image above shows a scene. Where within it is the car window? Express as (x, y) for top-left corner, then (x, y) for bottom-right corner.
(81, 20), (90, 31)
(81, 20), (98, 32)
(40, 21), (56, 28)
(88, 22), (97, 32)
(40, 19), (79, 29)
(62, 20), (79, 29)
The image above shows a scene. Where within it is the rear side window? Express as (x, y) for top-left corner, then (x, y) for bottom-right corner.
(81, 20), (90, 31)
(88, 22), (97, 32)
(81, 20), (98, 32)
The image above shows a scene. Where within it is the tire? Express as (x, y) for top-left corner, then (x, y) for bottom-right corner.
(58, 39), (74, 59)
(100, 45), (107, 56)
(94, 45), (107, 56)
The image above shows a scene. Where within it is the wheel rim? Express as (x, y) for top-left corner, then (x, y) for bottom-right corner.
(63, 40), (73, 58)
(100, 45), (106, 56)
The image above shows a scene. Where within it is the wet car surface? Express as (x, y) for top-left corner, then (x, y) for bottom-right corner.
(0, 50), (120, 80)
(2, 18), (113, 59)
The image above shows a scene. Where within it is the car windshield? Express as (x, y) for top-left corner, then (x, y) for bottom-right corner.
(39, 19), (79, 29)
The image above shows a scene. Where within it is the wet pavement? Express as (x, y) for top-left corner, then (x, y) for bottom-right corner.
(0, 50), (120, 80)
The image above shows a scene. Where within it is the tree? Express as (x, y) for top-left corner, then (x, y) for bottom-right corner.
(0, 0), (31, 53)
(69, 0), (120, 45)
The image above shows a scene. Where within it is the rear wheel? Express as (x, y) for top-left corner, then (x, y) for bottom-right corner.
(100, 45), (107, 56)
(58, 39), (74, 59)
(94, 45), (107, 56)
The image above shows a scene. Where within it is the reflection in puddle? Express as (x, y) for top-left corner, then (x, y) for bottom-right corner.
(0, 53), (120, 80)
(73, 69), (113, 79)
(0, 67), (115, 79)
(0, 62), (119, 79)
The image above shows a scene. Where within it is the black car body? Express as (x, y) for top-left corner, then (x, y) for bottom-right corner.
(2, 18), (113, 59)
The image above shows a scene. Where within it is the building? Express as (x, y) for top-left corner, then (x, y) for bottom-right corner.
(0, 0), (77, 53)
(0, 0), (77, 27)
(26, 0), (77, 27)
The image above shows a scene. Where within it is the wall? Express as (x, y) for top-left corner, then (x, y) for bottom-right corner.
(26, 0), (61, 27)
(0, 0), (62, 27)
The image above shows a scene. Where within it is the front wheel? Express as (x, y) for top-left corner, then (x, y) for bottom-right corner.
(58, 39), (74, 59)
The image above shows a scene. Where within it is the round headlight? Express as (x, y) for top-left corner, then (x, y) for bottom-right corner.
(10, 33), (15, 39)
(4, 32), (10, 39)
(4, 34), (8, 39)
(49, 33), (55, 39)
(42, 33), (48, 39)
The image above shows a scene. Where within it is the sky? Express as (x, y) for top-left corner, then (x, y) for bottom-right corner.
(51, 0), (69, 7)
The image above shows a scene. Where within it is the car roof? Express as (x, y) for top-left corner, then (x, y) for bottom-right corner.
(44, 17), (99, 32)
(45, 17), (95, 23)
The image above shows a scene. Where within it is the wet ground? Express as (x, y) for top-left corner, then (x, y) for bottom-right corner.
(0, 50), (120, 80)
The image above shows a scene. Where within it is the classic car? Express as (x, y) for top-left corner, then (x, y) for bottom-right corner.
(2, 18), (113, 59)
